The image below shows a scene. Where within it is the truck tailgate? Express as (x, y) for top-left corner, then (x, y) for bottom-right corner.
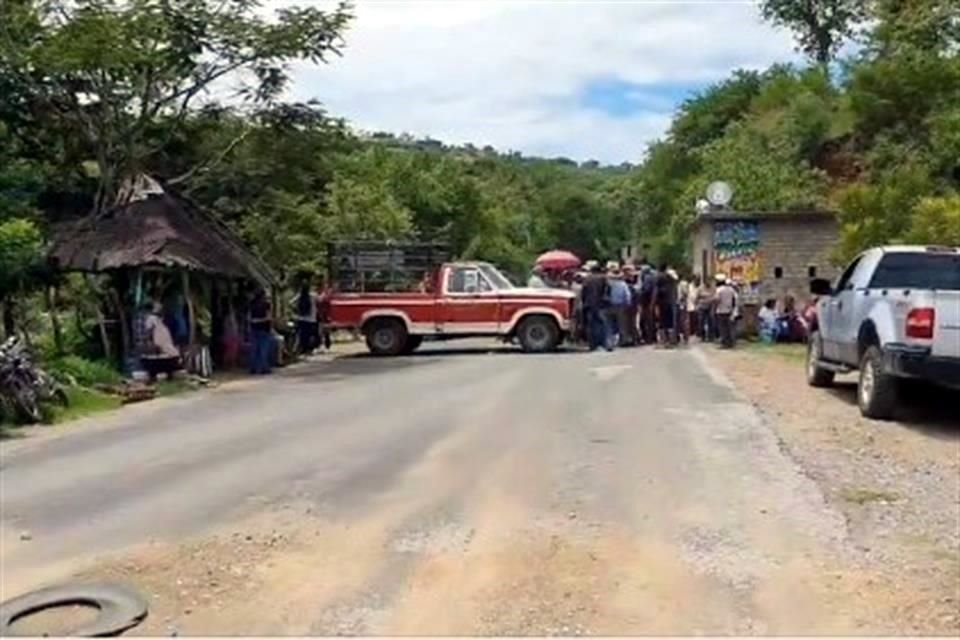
(933, 291), (960, 358)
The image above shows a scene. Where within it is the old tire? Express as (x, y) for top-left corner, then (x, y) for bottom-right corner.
(806, 331), (835, 387)
(400, 335), (423, 355)
(0, 582), (148, 637)
(858, 345), (898, 420)
(364, 318), (407, 356)
(517, 316), (560, 353)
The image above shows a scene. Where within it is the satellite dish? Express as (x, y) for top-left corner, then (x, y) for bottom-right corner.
(706, 181), (733, 207)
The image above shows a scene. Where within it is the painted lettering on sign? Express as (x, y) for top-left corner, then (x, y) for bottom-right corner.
(714, 221), (760, 283)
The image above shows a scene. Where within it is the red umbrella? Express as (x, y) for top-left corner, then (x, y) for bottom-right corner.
(535, 249), (581, 271)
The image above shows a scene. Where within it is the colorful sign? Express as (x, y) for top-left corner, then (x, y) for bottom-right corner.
(714, 221), (760, 284)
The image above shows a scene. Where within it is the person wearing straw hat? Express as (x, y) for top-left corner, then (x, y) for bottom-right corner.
(714, 273), (738, 348)
(607, 264), (632, 348)
(580, 262), (612, 351)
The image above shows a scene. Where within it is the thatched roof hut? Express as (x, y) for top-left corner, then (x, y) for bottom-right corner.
(48, 179), (275, 287)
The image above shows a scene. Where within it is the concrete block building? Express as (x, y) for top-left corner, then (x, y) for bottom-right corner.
(691, 210), (841, 304)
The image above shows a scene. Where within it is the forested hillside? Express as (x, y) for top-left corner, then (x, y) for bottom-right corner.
(1, 0), (958, 308)
(629, 0), (960, 262)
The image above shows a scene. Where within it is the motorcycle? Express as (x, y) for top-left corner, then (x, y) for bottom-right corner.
(0, 337), (68, 423)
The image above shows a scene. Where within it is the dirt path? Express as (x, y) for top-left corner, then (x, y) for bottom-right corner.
(3, 343), (957, 635)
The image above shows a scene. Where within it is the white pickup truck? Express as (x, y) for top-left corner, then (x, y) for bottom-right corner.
(806, 245), (960, 419)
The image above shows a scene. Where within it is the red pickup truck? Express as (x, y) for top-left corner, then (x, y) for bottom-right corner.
(328, 260), (576, 356)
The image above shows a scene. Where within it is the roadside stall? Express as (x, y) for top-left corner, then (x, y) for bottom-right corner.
(47, 176), (277, 379)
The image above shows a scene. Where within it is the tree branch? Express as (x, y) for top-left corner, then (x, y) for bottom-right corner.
(167, 125), (252, 186)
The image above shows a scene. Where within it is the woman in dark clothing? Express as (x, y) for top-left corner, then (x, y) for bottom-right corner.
(249, 289), (273, 374)
(292, 282), (318, 355)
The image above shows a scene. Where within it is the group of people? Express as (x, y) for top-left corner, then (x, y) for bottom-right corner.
(561, 259), (742, 352)
(757, 294), (818, 345)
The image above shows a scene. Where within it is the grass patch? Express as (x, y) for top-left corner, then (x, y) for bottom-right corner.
(46, 356), (122, 387)
(742, 341), (807, 363)
(839, 487), (901, 505)
(47, 387), (123, 424)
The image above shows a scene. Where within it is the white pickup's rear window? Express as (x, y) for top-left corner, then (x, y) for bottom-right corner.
(869, 252), (960, 290)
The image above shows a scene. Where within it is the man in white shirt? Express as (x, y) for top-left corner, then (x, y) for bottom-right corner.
(714, 274), (738, 348)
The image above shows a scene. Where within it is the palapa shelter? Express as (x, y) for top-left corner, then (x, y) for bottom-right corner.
(48, 175), (277, 372)
(48, 176), (274, 286)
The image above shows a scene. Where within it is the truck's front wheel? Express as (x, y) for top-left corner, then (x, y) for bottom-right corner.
(858, 345), (898, 420)
(365, 318), (408, 356)
(517, 316), (560, 353)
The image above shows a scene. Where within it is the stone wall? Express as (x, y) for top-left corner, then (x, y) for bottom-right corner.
(756, 217), (841, 304)
(691, 214), (842, 305)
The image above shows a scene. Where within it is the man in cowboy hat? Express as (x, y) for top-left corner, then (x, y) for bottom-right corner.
(580, 262), (612, 351)
(714, 273), (738, 348)
(607, 264), (632, 348)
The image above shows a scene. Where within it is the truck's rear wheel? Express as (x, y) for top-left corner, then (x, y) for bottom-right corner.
(517, 316), (560, 353)
(858, 345), (898, 420)
(806, 331), (835, 387)
(365, 318), (407, 356)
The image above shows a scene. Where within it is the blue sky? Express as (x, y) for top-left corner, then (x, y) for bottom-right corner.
(283, 1), (800, 164)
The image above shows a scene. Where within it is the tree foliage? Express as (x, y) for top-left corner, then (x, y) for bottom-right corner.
(0, 0), (958, 315)
(760, 0), (865, 65)
(0, 0), (353, 213)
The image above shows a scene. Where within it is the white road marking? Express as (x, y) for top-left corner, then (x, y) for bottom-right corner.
(588, 364), (634, 381)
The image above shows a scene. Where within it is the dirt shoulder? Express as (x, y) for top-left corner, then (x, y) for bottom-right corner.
(705, 343), (960, 633)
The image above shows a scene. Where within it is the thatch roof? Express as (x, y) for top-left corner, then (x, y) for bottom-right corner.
(48, 187), (276, 286)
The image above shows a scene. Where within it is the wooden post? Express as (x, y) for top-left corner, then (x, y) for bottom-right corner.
(86, 275), (112, 362)
(110, 287), (129, 364)
(181, 270), (195, 347)
(44, 285), (65, 355)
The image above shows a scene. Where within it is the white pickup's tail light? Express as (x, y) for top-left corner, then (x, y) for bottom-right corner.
(906, 307), (935, 340)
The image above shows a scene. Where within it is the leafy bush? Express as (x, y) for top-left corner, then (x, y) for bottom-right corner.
(906, 195), (960, 246)
(46, 355), (121, 388)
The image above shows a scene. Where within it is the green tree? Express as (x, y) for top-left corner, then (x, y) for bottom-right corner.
(670, 70), (765, 151)
(906, 195), (960, 246)
(835, 163), (934, 260)
(0, 218), (43, 336)
(0, 0), (353, 213)
(760, 0), (865, 65)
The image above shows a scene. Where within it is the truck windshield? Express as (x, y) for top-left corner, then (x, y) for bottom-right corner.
(479, 264), (514, 290)
(869, 252), (960, 290)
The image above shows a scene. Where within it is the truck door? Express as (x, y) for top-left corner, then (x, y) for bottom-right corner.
(822, 255), (863, 362)
(438, 266), (501, 334)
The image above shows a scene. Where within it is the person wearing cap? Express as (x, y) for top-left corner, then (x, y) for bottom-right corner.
(696, 275), (716, 341)
(638, 263), (657, 344)
(655, 263), (678, 346)
(714, 273), (738, 348)
(607, 266), (632, 348)
(580, 262), (612, 351)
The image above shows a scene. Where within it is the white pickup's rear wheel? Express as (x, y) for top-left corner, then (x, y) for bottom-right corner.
(365, 319), (407, 356)
(517, 316), (560, 353)
(806, 331), (835, 387)
(858, 345), (898, 420)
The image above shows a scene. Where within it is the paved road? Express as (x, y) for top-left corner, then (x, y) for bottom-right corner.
(0, 342), (886, 634)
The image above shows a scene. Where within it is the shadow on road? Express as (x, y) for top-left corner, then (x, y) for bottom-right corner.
(339, 344), (587, 359)
(826, 381), (960, 440)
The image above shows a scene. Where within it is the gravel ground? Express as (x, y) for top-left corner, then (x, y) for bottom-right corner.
(705, 343), (960, 633)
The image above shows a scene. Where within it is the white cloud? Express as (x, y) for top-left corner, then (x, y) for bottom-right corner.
(278, 0), (799, 163)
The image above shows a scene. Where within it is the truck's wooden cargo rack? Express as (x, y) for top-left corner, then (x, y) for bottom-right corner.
(327, 241), (450, 293)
